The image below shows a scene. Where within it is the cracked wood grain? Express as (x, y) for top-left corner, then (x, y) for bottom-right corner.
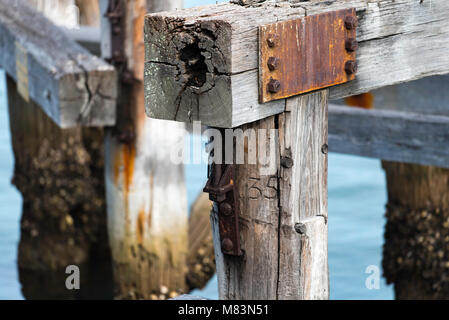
(0, 0), (117, 128)
(144, 0), (449, 128)
(211, 90), (329, 299)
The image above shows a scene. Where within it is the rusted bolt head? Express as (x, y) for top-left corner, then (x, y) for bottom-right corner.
(345, 38), (358, 52)
(220, 202), (233, 216)
(267, 57), (280, 71)
(221, 238), (234, 252)
(280, 156), (294, 168)
(267, 78), (281, 93)
(344, 15), (358, 30)
(266, 34), (279, 48)
(345, 60), (358, 75)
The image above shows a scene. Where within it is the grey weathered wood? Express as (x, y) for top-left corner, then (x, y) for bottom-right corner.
(6, 0), (113, 300)
(186, 192), (215, 291)
(144, 0), (449, 128)
(211, 91), (329, 299)
(103, 0), (189, 300)
(100, 0), (113, 61)
(278, 90), (329, 299)
(0, 0), (117, 128)
(328, 104), (449, 169)
(371, 75), (449, 117)
(61, 26), (101, 55)
(211, 116), (280, 299)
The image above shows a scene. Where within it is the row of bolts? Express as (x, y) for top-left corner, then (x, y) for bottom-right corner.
(266, 15), (359, 94)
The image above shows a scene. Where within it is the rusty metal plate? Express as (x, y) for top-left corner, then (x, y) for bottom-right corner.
(259, 8), (358, 103)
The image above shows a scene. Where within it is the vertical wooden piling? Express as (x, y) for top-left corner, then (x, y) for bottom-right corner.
(212, 91), (329, 300)
(382, 162), (449, 299)
(186, 192), (215, 291)
(8, 75), (113, 299)
(102, 0), (188, 299)
(8, 0), (113, 299)
(75, 0), (100, 26)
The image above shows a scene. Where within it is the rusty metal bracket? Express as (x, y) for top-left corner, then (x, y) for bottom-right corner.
(259, 8), (358, 103)
(105, 0), (133, 84)
(204, 163), (242, 256)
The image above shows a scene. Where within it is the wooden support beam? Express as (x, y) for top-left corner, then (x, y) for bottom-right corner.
(61, 26), (102, 56)
(0, 0), (117, 128)
(186, 192), (215, 291)
(144, 0), (449, 128)
(102, 0), (188, 299)
(211, 90), (329, 299)
(328, 104), (449, 169)
(372, 75), (449, 117)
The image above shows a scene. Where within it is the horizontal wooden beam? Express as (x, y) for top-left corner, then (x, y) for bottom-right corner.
(144, 0), (449, 128)
(328, 104), (449, 169)
(0, 0), (117, 128)
(371, 75), (449, 117)
(61, 26), (101, 56)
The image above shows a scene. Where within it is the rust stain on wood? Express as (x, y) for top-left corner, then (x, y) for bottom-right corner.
(122, 144), (136, 195)
(113, 144), (136, 192)
(132, 0), (146, 81)
(137, 208), (145, 244)
(259, 8), (357, 103)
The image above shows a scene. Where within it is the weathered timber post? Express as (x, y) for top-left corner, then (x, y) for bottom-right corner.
(1, 0), (116, 299)
(382, 162), (449, 299)
(101, 0), (188, 299)
(7, 76), (113, 299)
(75, 0), (100, 27)
(144, 1), (337, 299)
(144, 0), (449, 300)
(210, 91), (329, 299)
(186, 192), (215, 291)
(369, 78), (449, 299)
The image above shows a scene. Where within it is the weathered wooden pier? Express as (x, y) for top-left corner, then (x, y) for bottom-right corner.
(1, 0), (449, 299)
(144, 0), (449, 300)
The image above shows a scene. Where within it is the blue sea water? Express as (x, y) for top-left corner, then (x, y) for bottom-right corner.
(0, 0), (394, 300)
(0, 71), (23, 300)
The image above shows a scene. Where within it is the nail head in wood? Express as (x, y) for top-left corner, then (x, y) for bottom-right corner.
(294, 223), (307, 235)
(280, 156), (294, 168)
(321, 144), (328, 155)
